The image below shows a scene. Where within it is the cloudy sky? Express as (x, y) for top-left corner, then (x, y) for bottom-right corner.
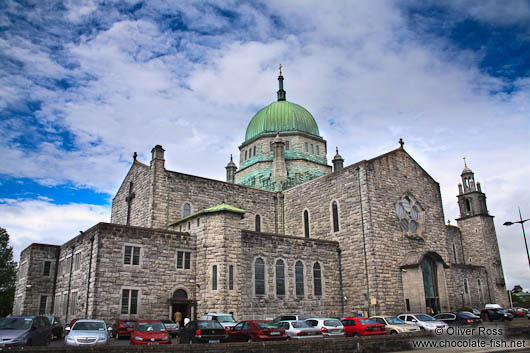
(1, 0), (529, 290)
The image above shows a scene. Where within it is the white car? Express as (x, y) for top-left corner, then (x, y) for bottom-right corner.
(305, 318), (344, 337)
(371, 316), (421, 334)
(200, 312), (237, 329)
(276, 320), (322, 339)
(64, 319), (110, 346)
(396, 314), (448, 332)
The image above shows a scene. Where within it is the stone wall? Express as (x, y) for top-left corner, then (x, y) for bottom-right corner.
(239, 230), (342, 320)
(13, 244), (60, 315)
(446, 225), (465, 264)
(447, 264), (489, 309)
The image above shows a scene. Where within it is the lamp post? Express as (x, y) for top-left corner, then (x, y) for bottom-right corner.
(503, 207), (530, 270)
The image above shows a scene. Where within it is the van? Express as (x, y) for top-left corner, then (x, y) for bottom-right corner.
(200, 312), (237, 329)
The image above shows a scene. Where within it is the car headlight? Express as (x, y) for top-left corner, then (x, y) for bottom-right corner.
(98, 335), (107, 341)
(134, 336), (143, 341)
(66, 336), (76, 342)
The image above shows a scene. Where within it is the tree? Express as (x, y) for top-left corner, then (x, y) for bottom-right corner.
(0, 227), (17, 316)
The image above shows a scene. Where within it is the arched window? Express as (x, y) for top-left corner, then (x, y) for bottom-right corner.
(255, 215), (261, 232)
(212, 265), (217, 290)
(396, 194), (424, 239)
(477, 279), (483, 303)
(275, 260), (285, 296)
(332, 201), (339, 232)
(183, 203), (191, 217)
(255, 258), (265, 295)
(313, 263), (322, 296)
(253, 146), (256, 156)
(465, 199), (471, 213)
(452, 243), (457, 263)
(304, 210), (310, 238)
(295, 261), (304, 296)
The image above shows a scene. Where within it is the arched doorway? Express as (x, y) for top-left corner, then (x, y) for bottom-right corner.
(421, 256), (440, 315)
(170, 289), (196, 325)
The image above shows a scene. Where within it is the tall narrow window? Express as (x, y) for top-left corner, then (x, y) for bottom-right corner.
(253, 146), (256, 156)
(463, 279), (469, 304)
(304, 210), (310, 238)
(121, 289), (139, 315)
(228, 265), (234, 290)
(212, 265), (218, 290)
(452, 243), (457, 263)
(255, 258), (265, 295)
(305, 142), (308, 152)
(74, 252), (81, 271)
(295, 261), (304, 296)
(39, 295), (47, 315)
(316, 145), (319, 155)
(313, 263), (322, 296)
(276, 260), (285, 296)
(477, 279), (483, 303)
(183, 203), (191, 217)
(310, 144), (314, 154)
(285, 141), (290, 150)
(43, 261), (51, 277)
(245, 150), (248, 160)
(465, 199), (471, 212)
(255, 215), (261, 232)
(332, 201), (339, 232)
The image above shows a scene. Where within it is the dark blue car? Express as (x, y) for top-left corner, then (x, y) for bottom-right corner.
(0, 316), (52, 347)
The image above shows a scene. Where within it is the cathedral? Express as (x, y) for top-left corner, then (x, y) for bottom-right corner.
(13, 71), (509, 324)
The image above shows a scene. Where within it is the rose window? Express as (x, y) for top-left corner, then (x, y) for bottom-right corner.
(396, 195), (423, 239)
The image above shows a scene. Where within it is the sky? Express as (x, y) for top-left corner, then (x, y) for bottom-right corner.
(1, 0), (529, 291)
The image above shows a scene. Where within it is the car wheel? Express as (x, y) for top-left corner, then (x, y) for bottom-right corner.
(390, 330), (398, 335)
(353, 333), (359, 337)
(27, 339), (32, 346)
(248, 338), (253, 342)
(419, 327), (425, 331)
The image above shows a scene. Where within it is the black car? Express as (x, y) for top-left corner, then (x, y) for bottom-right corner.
(178, 320), (228, 344)
(46, 316), (63, 339)
(480, 308), (514, 321)
(434, 312), (482, 326)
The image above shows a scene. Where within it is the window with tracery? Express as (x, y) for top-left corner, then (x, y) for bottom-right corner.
(395, 194), (424, 239)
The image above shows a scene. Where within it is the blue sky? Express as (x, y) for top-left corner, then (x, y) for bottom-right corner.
(1, 0), (529, 290)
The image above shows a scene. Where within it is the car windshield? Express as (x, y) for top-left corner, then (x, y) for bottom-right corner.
(415, 315), (436, 321)
(136, 322), (165, 332)
(160, 320), (173, 324)
(459, 312), (475, 318)
(0, 317), (32, 330)
(123, 321), (136, 326)
(358, 319), (377, 325)
(385, 317), (404, 325)
(73, 322), (106, 331)
(497, 309), (505, 314)
(324, 319), (342, 327)
(256, 322), (279, 329)
(291, 321), (311, 328)
(197, 321), (224, 329)
(216, 316), (235, 323)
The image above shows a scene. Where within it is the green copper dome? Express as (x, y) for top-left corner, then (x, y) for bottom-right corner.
(245, 100), (320, 142)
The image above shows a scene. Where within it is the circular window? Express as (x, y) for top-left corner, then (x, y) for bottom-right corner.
(396, 196), (423, 239)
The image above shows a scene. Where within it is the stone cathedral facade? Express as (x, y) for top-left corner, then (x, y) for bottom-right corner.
(13, 73), (509, 324)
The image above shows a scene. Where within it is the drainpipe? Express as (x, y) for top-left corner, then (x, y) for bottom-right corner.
(65, 244), (75, 324)
(357, 166), (370, 316)
(50, 246), (60, 315)
(85, 235), (95, 318)
(166, 173), (171, 229)
(338, 247), (344, 316)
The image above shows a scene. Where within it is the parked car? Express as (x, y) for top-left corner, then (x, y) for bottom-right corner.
(111, 319), (136, 339)
(434, 312), (482, 326)
(64, 319), (110, 347)
(200, 312), (237, 329)
(480, 308), (513, 321)
(273, 314), (310, 323)
(396, 314), (448, 332)
(179, 320), (228, 344)
(228, 320), (287, 342)
(131, 320), (171, 345)
(341, 317), (386, 337)
(370, 316), (421, 334)
(65, 318), (79, 331)
(305, 318), (344, 337)
(0, 316), (52, 347)
(276, 320), (322, 339)
(512, 308), (527, 318)
(47, 315), (64, 339)
(160, 319), (178, 337)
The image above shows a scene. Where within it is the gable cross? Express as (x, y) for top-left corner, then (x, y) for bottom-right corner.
(463, 156), (467, 167)
(125, 181), (135, 225)
(399, 138), (404, 149)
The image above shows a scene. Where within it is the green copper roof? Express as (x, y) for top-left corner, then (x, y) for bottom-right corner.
(168, 203), (246, 226)
(245, 100), (320, 142)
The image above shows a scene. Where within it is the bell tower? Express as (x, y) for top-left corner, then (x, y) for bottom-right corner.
(455, 159), (508, 306)
(457, 159), (488, 218)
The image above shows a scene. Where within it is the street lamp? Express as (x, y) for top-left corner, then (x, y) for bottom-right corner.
(503, 207), (530, 270)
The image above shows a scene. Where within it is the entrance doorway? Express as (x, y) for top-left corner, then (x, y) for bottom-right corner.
(170, 289), (195, 326)
(421, 256), (440, 315)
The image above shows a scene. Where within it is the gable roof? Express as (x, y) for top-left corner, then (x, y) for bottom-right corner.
(168, 203), (246, 226)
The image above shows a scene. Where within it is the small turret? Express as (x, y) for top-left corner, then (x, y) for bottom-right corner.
(225, 154), (237, 183)
(457, 158), (488, 218)
(332, 147), (344, 172)
(277, 64), (286, 101)
(271, 132), (287, 190)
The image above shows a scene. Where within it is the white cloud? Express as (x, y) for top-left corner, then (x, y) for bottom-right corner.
(0, 198), (110, 263)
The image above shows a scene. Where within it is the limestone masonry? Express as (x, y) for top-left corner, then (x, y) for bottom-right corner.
(13, 73), (509, 324)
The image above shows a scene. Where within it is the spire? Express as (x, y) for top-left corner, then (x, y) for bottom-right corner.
(332, 147), (344, 172)
(225, 154), (237, 183)
(277, 64), (286, 101)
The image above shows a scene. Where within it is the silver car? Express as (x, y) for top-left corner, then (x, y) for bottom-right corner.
(64, 319), (110, 346)
(305, 318), (344, 337)
(276, 320), (322, 339)
(397, 314), (448, 332)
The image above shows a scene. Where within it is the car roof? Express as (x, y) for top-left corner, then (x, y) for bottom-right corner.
(136, 320), (162, 323)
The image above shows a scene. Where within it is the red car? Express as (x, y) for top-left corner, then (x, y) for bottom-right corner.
(130, 320), (171, 345)
(341, 317), (386, 337)
(112, 319), (136, 339)
(228, 320), (287, 342)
